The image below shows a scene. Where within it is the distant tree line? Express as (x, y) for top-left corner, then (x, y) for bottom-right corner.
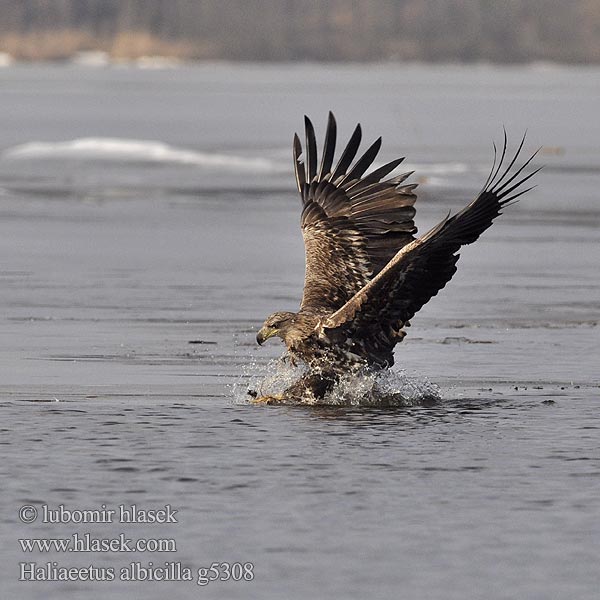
(0, 0), (598, 63)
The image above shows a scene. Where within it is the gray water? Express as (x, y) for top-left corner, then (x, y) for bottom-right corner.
(0, 63), (599, 599)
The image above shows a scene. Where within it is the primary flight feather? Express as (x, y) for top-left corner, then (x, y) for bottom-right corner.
(254, 112), (540, 402)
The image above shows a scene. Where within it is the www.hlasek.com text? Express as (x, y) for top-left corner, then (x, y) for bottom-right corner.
(20, 532), (176, 553)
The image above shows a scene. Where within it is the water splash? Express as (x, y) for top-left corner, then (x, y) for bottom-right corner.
(232, 357), (441, 408)
(328, 368), (442, 407)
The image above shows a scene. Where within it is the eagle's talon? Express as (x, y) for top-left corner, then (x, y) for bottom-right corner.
(249, 394), (285, 405)
(278, 353), (297, 368)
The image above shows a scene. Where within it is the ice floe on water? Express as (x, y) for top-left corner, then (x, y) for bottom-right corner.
(3, 138), (283, 172)
(0, 52), (14, 67)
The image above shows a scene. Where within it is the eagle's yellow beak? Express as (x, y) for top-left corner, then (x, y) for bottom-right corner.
(256, 326), (278, 345)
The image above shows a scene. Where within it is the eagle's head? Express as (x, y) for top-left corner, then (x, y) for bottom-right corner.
(256, 311), (296, 345)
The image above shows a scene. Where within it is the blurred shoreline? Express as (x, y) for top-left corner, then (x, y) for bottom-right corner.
(2, 1), (599, 64)
(0, 30), (194, 65)
(0, 50), (597, 71)
(1, 24), (600, 65)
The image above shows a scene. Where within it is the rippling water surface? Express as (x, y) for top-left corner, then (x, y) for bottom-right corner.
(0, 63), (598, 599)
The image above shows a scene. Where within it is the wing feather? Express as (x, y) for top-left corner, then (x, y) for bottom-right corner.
(297, 113), (418, 311)
(304, 116), (318, 183)
(348, 158), (407, 192)
(293, 133), (305, 193)
(339, 137), (382, 185)
(330, 123), (362, 182)
(318, 111), (337, 179)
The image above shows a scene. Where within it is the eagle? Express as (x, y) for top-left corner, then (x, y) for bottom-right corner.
(252, 112), (539, 404)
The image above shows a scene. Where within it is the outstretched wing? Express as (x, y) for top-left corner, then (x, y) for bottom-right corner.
(295, 112), (417, 312)
(323, 133), (541, 367)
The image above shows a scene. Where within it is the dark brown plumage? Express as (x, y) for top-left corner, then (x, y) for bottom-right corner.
(254, 112), (540, 403)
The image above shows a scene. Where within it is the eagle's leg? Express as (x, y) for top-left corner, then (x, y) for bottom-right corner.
(282, 370), (338, 403)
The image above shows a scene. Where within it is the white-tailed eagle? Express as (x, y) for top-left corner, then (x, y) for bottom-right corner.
(253, 113), (539, 403)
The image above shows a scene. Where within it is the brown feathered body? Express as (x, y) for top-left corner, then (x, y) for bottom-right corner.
(256, 113), (539, 400)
